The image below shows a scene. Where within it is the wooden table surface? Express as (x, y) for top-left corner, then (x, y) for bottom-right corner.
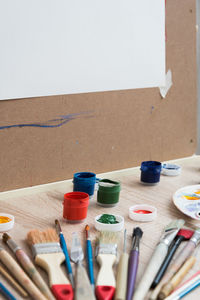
(0, 156), (200, 299)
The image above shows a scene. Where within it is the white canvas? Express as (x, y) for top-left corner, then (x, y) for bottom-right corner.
(0, 0), (165, 100)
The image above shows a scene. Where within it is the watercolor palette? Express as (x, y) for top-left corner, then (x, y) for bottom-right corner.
(173, 185), (200, 220)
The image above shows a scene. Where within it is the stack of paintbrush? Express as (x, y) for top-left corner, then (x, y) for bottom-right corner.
(131, 223), (200, 300)
(0, 234), (51, 300)
(2, 218), (199, 300)
(2, 233), (54, 300)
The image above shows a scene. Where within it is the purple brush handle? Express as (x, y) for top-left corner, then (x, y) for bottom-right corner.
(126, 249), (139, 300)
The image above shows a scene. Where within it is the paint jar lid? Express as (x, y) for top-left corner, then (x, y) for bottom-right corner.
(129, 204), (157, 222)
(161, 163), (181, 176)
(0, 213), (14, 232)
(95, 214), (124, 232)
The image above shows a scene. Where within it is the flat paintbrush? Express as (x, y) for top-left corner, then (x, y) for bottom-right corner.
(27, 228), (73, 300)
(2, 233), (54, 300)
(151, 228), (194, 288)
(134, 219), (185, 300)
(95, 231), (119, 300)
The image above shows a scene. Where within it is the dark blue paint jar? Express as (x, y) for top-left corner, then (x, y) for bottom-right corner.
(73, 172), (96, 196)
(140, 161), (162, 185)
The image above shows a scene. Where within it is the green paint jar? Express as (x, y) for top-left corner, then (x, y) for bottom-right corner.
(97, 179), (121, 207)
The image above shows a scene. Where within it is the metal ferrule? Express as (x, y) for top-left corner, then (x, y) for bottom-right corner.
(31, 242), (62, 257)
(55, 223), (62, 236)
(132, 236), (140, 251)
(190, 230), (200, 245)
(160, 229), (179, 246)
(96, 243), (117, 256)
(7, 239), (21, 253)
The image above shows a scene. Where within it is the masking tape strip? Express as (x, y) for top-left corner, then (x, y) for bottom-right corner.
(159, 69), (173, 98)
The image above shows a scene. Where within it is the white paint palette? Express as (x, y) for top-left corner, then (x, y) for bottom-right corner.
(173, 185), (200, 220)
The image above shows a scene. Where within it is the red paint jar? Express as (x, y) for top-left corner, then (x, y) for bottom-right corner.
(63, 192), (89, 222)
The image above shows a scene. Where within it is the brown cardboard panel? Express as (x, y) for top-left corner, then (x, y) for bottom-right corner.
(0, 0), (197, 191)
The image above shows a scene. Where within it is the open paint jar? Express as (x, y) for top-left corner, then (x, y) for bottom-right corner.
(97, 179), (121, 207)
(95, 214), (124, 232)
(0, 213), (14, 232)
(129, 204), (157, 222)
(63, 192), (89, 223)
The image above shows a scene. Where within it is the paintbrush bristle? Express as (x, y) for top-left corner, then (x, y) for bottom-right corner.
(27, 228), (59, 246)
(165, 219), (185, 231)
(2, 233), (10, 243)
(98, 231), (119, 244)
(96, 231), (119, 256)
(85, 225), (90, 231)
(133, 227), (143, 239)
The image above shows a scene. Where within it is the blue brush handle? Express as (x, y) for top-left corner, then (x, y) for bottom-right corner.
(86, 240), (95, 286)
(60, 233), (73, 276)
(178, 279), (200, 299)
(0, 282), (17, 300)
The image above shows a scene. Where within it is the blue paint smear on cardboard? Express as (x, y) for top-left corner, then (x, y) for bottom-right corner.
(0, 111), (94, 130)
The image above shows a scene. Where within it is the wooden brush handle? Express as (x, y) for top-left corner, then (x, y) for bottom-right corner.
(159, 256), (196, 299)
(134, 243), (168, 300)
(0, 249), (46, 300)
(115, 252), (129, 300)
(15, 249), (55, 300)
(96, 254), (116, 300)
(0, 264), (28, 297)
(35, 252), (73, 300)
(75, 262), (96, 300)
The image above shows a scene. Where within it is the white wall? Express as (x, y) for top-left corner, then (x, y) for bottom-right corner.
(0, 0), (165, 100)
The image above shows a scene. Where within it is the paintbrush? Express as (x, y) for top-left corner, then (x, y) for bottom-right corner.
(151, 228), (194, 288)
(27, 228), (73, 300)
(157, 228), (200, 299)
(85, 225), (95, 291)
(0, 246), (46, 300)
(115, 229), (129, 300)
(164, 270), (200, 300)
(55, 220), (74, 288)
(0, 281), (17, 300)
(0, 263), (28, 298)
(133, 219), (185, 300)
(158, 254), (196, 299)
(167, 279), (200, 300)
(2, 233), (54, 300)
(126, 227), (143, 300)
(95, 231), (119, 300)
(70, 232), (96, 300)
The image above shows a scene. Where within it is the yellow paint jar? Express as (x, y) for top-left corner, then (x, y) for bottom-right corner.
(0, 214), (14, 231)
